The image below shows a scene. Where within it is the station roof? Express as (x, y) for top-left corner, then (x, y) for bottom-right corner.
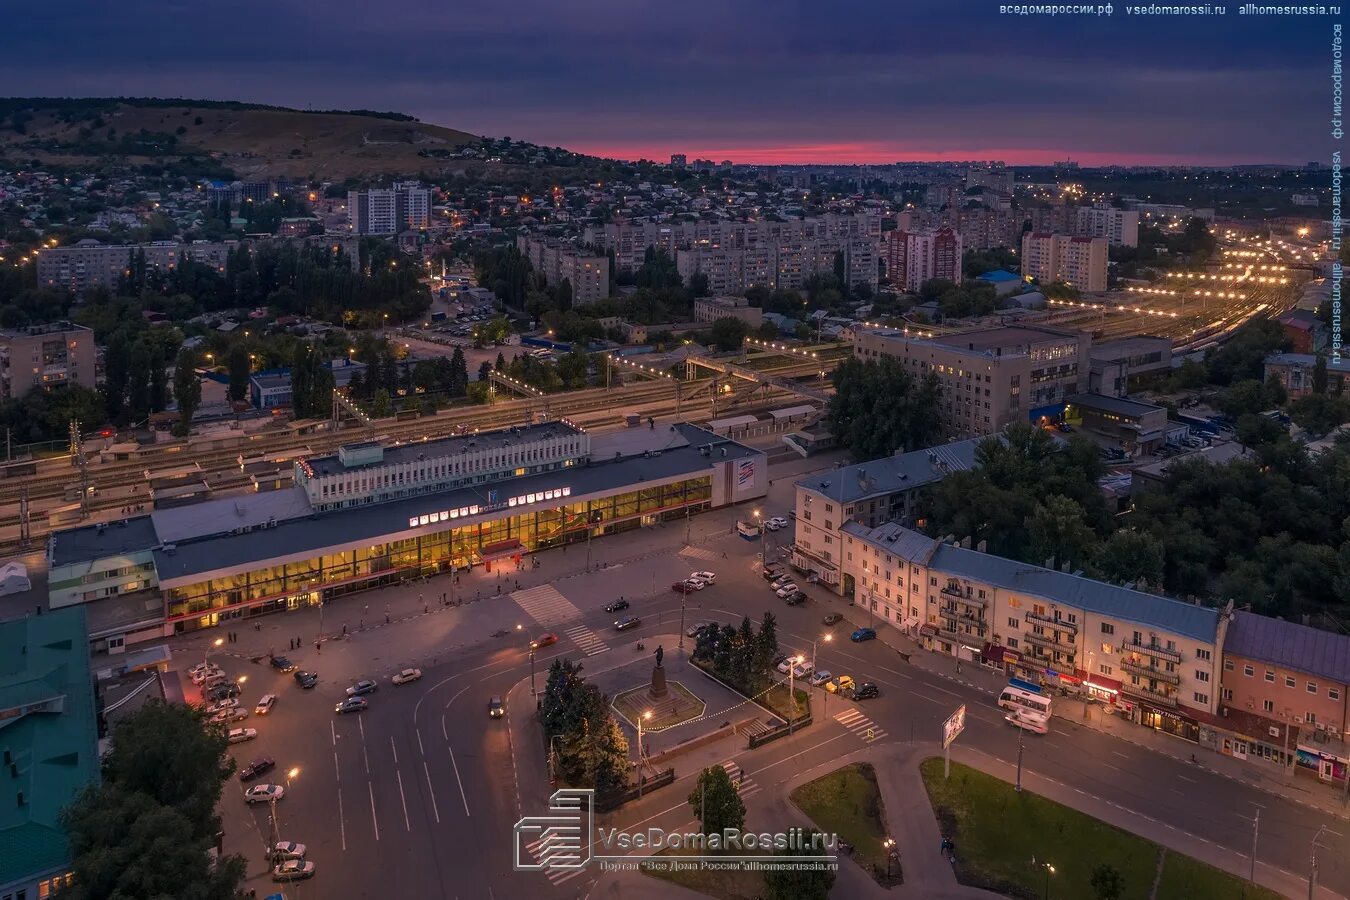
(304, 420), (585, 477)
(49, 516), (160, 568)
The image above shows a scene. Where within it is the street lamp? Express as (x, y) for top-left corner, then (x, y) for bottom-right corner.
(1015, 722), (1024, 792)
(1042, 862), (1055, 900)
(788, 655), (803, 735)
(883, 837), (895, 879)
(205, 636), (223, 671)
(529, 646), (537, 699)
(637, 711), (652, 798)
(812, 633), (832, 671)
(753, 508), (765, 566)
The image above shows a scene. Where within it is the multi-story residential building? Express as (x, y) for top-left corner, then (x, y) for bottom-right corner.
(670, 154), (687, 168)
(1217, 611), (1350, 786)
(1265, 352), (1347, 399)
(0, 321), (97, 400)
(791, 437), (989, 591)
(348, 182), (431, 235)
(840, 520), (1230, 741)
(693, 296), (763, 327)
(515, 237), (610, 305)
(1075, 206), (1140, 247)
(0, 607), (99, 900)
(1020, 232), (1108, 293)
(853, 324), (1091, 438)
(965, 165), (1013, 194)
(884, 226), (962, 292)
(35, 240), (231, 293)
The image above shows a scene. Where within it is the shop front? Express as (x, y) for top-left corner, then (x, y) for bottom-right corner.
(1139, 703), (1200, 743)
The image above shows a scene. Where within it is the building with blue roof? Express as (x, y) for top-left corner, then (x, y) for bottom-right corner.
(976, 268), (1025, 297)
(840, 520), (1231, 741)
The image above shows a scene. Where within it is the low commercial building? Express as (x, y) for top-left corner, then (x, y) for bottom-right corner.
(1088, 336), (1172, 397)
(841, 521), (1231, 742)
(693, 296), (763, 328)
(1063, 393), (1170, 456)
(0, 607), (99, 900)
(0, 322), (97, 400)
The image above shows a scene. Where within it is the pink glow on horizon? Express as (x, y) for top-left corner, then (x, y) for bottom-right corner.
(569, 140), (1239, 167)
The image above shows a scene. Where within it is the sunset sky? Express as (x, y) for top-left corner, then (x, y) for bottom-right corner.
(4, 0), (1327, 166)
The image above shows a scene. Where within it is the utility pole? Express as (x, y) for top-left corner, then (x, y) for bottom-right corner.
(1250, 809), (1259, 885)
(1309, 825), (1328, 900)
(1015, 724), (1024, 792)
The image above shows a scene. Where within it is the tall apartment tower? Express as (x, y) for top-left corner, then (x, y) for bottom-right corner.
(1020, 232), (1108, 292)
(886, 226), (963, 292)
(348, 183), (431, 235)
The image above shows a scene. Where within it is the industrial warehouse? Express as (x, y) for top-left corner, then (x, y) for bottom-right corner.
(46, 420), (767, 650)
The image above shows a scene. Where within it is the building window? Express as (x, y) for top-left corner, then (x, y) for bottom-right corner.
(1308, 682), (1318, 694)
(1331, 688), (1341, 701)
(1008, 617), (1019, 628)
(1098, 664), (1113, 676)
(1194, 692), (1209, 705)
(1244, 664), (1254, 677)
(1265, 670), (1275, 683)
(1263, 699), (1274, 712)
(1196, 670), (1210, 683)
(1007, 638), (1018, 649)
(1286, 675), (1296, 688)
(1221, 688), (1233, 702)
(1224, 659), (1234, 671)
(1100, 622), (1115, 635)
(1101, 642), (1112, 654)
(1196, 648), (1211, 661)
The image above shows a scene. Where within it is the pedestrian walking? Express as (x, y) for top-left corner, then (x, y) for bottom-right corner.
(315, 641), (321, 653)
(342, 623), (348, 636)
(385, 613), (391, 624)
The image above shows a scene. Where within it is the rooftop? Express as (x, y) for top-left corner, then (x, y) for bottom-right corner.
(304, 420), (585, 477)
(49, 516), (160, 568)
(977, 269), (1021, 283)
(0, 607), (99, 888)
(796, 436), (991, 504)
(151, 487), (313, 544)
(1066, 393), (1165, 419)
(1224, 611), (1350, 685)
(1266, 352), (1320, 367)
(1089, 335), (1172, 361)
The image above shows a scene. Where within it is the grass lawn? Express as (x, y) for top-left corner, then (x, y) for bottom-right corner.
(921, 758), (1274, 900)
(640, 845), (766, 900)
(790, 762), (900, 885)
(761, 682), (809, 723)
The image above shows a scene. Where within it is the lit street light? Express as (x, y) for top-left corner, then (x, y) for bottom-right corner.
(637, 710), (652, 798)
(883, 837), (896, 879)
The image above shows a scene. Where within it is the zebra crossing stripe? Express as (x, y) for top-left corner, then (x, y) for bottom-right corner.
(513, 585), (583, 627)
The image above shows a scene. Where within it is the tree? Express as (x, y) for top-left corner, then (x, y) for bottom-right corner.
(126, 342), (151, 423)
(227, 344), (250, 402)
(148, 344), (169, 413)
(688, 765), (746, 837)
(1094, 529), (1165, 588)
(1089, 863), (1125, 900)
(450, 347), (469, 396)
(172, 349), (201, 437)
(1315, 354), (1330, 395)
(477, 360), (493, 382)
(1026, 495), (1098, 571)
(828, 357), (942, 461)
(709, 316), (751, 351)
(763, 827), (837, 900)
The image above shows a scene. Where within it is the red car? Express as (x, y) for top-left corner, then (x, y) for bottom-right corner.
(530, 633), (558, 650)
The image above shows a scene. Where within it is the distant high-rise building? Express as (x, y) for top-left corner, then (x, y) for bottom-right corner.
(35, 240), (230, 293)
(348, 182), (431, 235)
(1074, 206), (1139, 247)
(670, 153), (687, 168)
(1021, 232), (1108, 292)
(0, 321), (97, 400)
(515, 237), (611, 305)
(885, 227), (963, 292)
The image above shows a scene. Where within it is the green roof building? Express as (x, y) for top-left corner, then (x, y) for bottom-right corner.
(0, 608), (99, 900)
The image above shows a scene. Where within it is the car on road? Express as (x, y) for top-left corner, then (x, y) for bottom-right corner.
(254, 694), (277, 715)
(791, 661), (815, 679)
(603, 599), (630, 613)
(392, 668), (423, 685)
(774, 583), (800, 598)
(293, 671), (318, 689)
(671, 579), (703, 593)
(346, 679), (378, 697)
(827, 675), (855, 694)
(227, 727), (258, 744)
(489, 696), (505, 718)
(762, 565), (783, 581)
(850, 628), (877, 643)
(822, 613), (843, 626)
(770, 573), (793, 587)
(334, 697), (368, 715)
(776, 656), (797, 674)
(614, 615), (642, 631)
(689, 571), (716, 585)
(270, 656), (297, 673)
(244, 784), (285, 804)
(207, 697), (240, 713)
(530, 633), (558, 650)
(686, 622), (712, 638)
(808, 670), (832, 687)
(206, 682), (241, 702)
(783, 590), (807, 606)
(270, 842), (307, 862)
(767, 516), (789, 530)
(272, 860), (316, 882)
(239, 757), (276, 782)
(852, 682), (879, 700)
(210, 708), (249, 725)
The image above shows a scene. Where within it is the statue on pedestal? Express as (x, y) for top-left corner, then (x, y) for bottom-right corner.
(655, 644), (664, 668)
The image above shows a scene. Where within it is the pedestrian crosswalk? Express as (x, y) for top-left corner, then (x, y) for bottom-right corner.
(680, 545), (720, 561)
(719, 759), (762, 799)
(563, 624), (609, 656)
(513, 584), (583, 627)
(521, 836), (590, 886)
(835, 709), (888, 743)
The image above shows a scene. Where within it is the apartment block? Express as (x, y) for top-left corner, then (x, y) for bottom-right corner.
(853, 324), (1091, 438)
(841, 521), (1229, 740)
(884, 226), (962, 292)
(693, 296), (763, 327)
(0, 321), (97, 400)
(1075, 206), (1140, 247)
(35, 240), (231, 293)
(516, 236), (610, 305)
(1264, 352), (1347, 399)
(1020, 232), (1108, 292)
(348, 182), (431, 235)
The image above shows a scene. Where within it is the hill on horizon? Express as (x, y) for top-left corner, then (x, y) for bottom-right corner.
(0, 97), (481, 180)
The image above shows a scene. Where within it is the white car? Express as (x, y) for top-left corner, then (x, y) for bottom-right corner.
(776, 658), (797, 674)
(808, 670), (833, 687)
(207, 698), (240, 713)
(681, 578), (706, 591)
(191, 666), (225, 685)
(227, 727), (258, 744)
(270, 841), (307, 861)
(689, 571), (716, 585)
(791, 661), (815, 679)
(244, 784), (285, 804)
(392, 668), (423, 685)
(775, 583), (800, 598)
(768, 516), (789, 529)
(771, 574), (794, 588)
(254, 695), (277, 716)
(686, 622), (710, 638)
(211, 708), (249, 725)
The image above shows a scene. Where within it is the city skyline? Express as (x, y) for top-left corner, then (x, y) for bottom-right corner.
(2, 0), (1327, 167)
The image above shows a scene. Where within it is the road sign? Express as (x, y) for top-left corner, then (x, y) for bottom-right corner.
(942, 704), (966, 749)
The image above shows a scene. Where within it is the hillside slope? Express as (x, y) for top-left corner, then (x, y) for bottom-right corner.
(0, 98), (480, 179)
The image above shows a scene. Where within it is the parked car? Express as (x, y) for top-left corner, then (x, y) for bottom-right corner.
(852, 682), (880, 700)
(784, 590), (807, 606)
(762, 565), (783, 581)
(489, 696), (505, 718)
(334, 697), (368, 715)
(293, 671), (318, 689)
(207, 682), (241, 702)
(227, 727), (258, 744)
(255, 694), (277, 715)
(771, 573), (794, 588)
(346, 680), (378, 696)
(768, 516), (789, 529)
(777, 656), (800, 674)
(808, 670), (833, 687)
(827, 675), (856, 694)
(850, 628), (877, 643)
(239, 757), (276, 782)
(671, 581), (698, 594)
(530, 633), (558, 650)
(270, 656), (297, 673)
(775, 583), (800, 598)
(244, 784), (285, 804)
(822, 613), (844, 626)
(686, 622), (709, 637)
(207, 698), (240, 713)
(614, 615), (642, 631)
(272, 860), (316, 882)
(211, 708), (249, 725)
(773, 653), (791, 670)
(791, 661), (815, 679)
(191, 665), (225, 685)
(270, 842), (307, 862)
(392, 668), (423, 685)
(604, 599), (630, 613)
(689, 571), (717, 585)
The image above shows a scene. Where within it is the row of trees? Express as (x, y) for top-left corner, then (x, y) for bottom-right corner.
(539, 659), (631, 797)
(691, 613), (780, 696)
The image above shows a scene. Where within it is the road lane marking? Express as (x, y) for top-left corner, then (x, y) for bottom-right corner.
(449, 746), (471, 816)
(359, 715), (370, 774)
(417, 727), (425, 758)
(368, 781), (381, 841)
(1112, 751), (1129, 759)
(391, 735), (398, 765)
(1178, 775), (1197, 783)
(423, 760), (441, 824)
(333, 751), (340, 784)
(396, 768), (412, 832)
(336, 784), (347, 851)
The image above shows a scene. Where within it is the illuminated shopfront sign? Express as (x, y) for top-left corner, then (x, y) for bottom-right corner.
(408, 486), (572, 529)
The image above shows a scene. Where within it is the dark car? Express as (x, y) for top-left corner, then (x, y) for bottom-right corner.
(850, 628), (877, 643)
(346, 679), (378, 697)
(270, 656), (297, 673)
(488, 697), (505, 718)
(603, 599), (630, 613)
(761, 566), (783, 581)
(783, 590), (807, 606)
(293, 670), (318, 689)
(823, 613), (844, 626)
(614, 615), (642, 631)
(852, 682), (879, 700)
(207, 682), (241, 702)
(671, 581), (697, 594)
(239, 757), (277, 782)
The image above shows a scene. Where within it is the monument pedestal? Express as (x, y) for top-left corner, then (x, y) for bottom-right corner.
(648, 665), (669, 700)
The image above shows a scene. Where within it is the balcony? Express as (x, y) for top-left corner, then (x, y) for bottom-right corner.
(941, 585), (988, 608)
(1122, 639), (1182, 664)
(938, 616), (988, 641)
(1120, 658), (1181, 685)
(1120, 681), (1179, 707)
(1025, 610), (1077, 634)
(1023, 630), (1076, 656)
